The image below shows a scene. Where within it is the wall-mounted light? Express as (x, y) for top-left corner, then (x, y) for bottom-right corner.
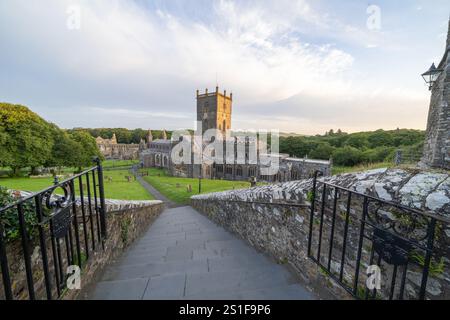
(421, 63), (443, 91)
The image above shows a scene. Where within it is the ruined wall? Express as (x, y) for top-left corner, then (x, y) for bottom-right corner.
(191, 168), (450, 300)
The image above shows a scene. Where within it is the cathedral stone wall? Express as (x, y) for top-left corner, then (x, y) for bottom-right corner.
(421, 21), (450, 170)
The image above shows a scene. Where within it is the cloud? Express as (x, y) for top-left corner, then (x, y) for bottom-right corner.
(0, 0), (440, 133)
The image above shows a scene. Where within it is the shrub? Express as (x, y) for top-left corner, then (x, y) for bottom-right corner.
(0, 187), (38, 242)
(332, 146), (364, 166)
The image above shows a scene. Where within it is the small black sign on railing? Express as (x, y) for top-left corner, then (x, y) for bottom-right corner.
(0, 159), (107, 300)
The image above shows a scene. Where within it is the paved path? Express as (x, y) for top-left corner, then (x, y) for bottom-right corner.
(88, 206), (315, 300)
(131, 166), (179, 208)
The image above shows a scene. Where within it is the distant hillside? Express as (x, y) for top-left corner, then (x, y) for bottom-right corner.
(279, 129), (425, 167)
(75, 127), (425, 168)
(279, 132), (306, 138)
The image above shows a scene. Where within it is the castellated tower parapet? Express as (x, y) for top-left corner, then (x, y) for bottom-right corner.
(196, 86), (233, 135)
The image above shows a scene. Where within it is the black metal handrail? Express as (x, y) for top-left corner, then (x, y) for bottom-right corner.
(307, 170), (448, 300)
(0, 158), (107, 300)
(0, 167), (96, 213)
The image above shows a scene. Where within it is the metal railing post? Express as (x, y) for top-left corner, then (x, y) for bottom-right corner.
(94, 157), (108, 240)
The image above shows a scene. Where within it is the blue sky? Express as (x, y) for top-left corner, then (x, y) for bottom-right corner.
(0, 0), (449, 134)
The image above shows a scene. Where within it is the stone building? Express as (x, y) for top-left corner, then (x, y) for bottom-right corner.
(140, 130), (172, 168)
(421, 20), (450, 170)
(140, 87), (332, 182)
(96, 133), (139, 160)
(197, 86), (232, 135)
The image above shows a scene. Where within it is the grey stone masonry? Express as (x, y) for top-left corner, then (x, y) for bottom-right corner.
(191, 168), (450, 300)
(421, 19), (450, 169)
(192, 168), (450, 216)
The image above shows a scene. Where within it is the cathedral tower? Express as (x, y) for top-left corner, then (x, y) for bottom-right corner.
(196, 86), (232, 136)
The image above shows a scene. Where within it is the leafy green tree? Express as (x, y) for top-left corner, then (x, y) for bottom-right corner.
(368, 130), (394, 148)
(69, 130), (103, 171)
(332, 146), (364, 166)
(0, 125), (12, 167)
(0, 103), (54, 175)
(309, 142), (335, 160)
(45, 124), (84, 170)
(345, 134), (369, 149)
(362, 147), (395, 163)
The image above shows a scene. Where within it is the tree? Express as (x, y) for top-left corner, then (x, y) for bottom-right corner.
(362, 147), (395, 163)
(310, 142), (335, 160)
(45, 124), (84, 170)
(345, 134), (369, 149)
(368, 130), (394, 148)
(332, 146), (364, 166)
(69, 130), (103, 171)
(0, 125), (12, 167)
(0, 103), (54, 175)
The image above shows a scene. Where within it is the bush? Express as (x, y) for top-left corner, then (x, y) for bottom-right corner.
(332, 146), (364, 166)
(0, 187), (38, 242)
(309, 142), (335, 160)
(362, 147), (396, 164)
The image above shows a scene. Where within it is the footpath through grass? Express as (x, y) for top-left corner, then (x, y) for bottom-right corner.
(0, 169), (153, 201)
(141, 168), (251, 205)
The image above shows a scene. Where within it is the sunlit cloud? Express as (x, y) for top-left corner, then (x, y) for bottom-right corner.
(0, 0), (449, 134)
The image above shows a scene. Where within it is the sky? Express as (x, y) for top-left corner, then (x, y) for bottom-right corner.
(0, 0), (449, 135)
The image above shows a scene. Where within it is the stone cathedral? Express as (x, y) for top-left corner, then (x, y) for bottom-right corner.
(140, 87), (332, 183)
(421, 20), (450, 170)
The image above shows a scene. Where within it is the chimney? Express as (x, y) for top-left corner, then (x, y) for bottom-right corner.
(230, 92), (233, 100)
(216, 86), (219, 93)
(196, 89), (199, 97)
(224, 90), (227, 97)
(205, 88), (208, 95)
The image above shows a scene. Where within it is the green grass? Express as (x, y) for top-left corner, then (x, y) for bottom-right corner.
(0, 169), (153, 201)
(332, 162), (393, 175)
(141, 168), (251, 205)
(102, 159), (139, 169)
(0, 160), (139, 178)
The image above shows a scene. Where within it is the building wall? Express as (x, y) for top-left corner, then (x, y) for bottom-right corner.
(197, 88), (232, 135)
(421, 22), (450, 170)
(140, 88), (331, 182)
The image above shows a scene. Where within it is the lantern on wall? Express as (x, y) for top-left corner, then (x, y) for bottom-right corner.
(421, 63), (443, 91)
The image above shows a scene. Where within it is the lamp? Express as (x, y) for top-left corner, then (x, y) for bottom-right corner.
(421, 63), (443, 90)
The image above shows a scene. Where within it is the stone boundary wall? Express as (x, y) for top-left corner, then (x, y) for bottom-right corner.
(191, 168), (450, 300)
(70, 199), (164, 300)
(1, 198), (163, 300)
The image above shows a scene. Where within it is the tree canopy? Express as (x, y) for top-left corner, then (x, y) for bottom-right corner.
(0, 103), (102, 175)
(280, 129), (425, 167)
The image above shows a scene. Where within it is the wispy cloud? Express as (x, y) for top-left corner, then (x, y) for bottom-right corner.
(0, 0), (448, 133)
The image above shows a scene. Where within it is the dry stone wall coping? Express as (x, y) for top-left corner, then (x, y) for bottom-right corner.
(191, 168), (450, 216)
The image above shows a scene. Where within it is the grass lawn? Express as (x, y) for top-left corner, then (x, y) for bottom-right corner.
(141, 168), (252, 205)
(0, 169), (153, 201)
(103, 159), (139, 169)
(332, 162), (393, 175)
